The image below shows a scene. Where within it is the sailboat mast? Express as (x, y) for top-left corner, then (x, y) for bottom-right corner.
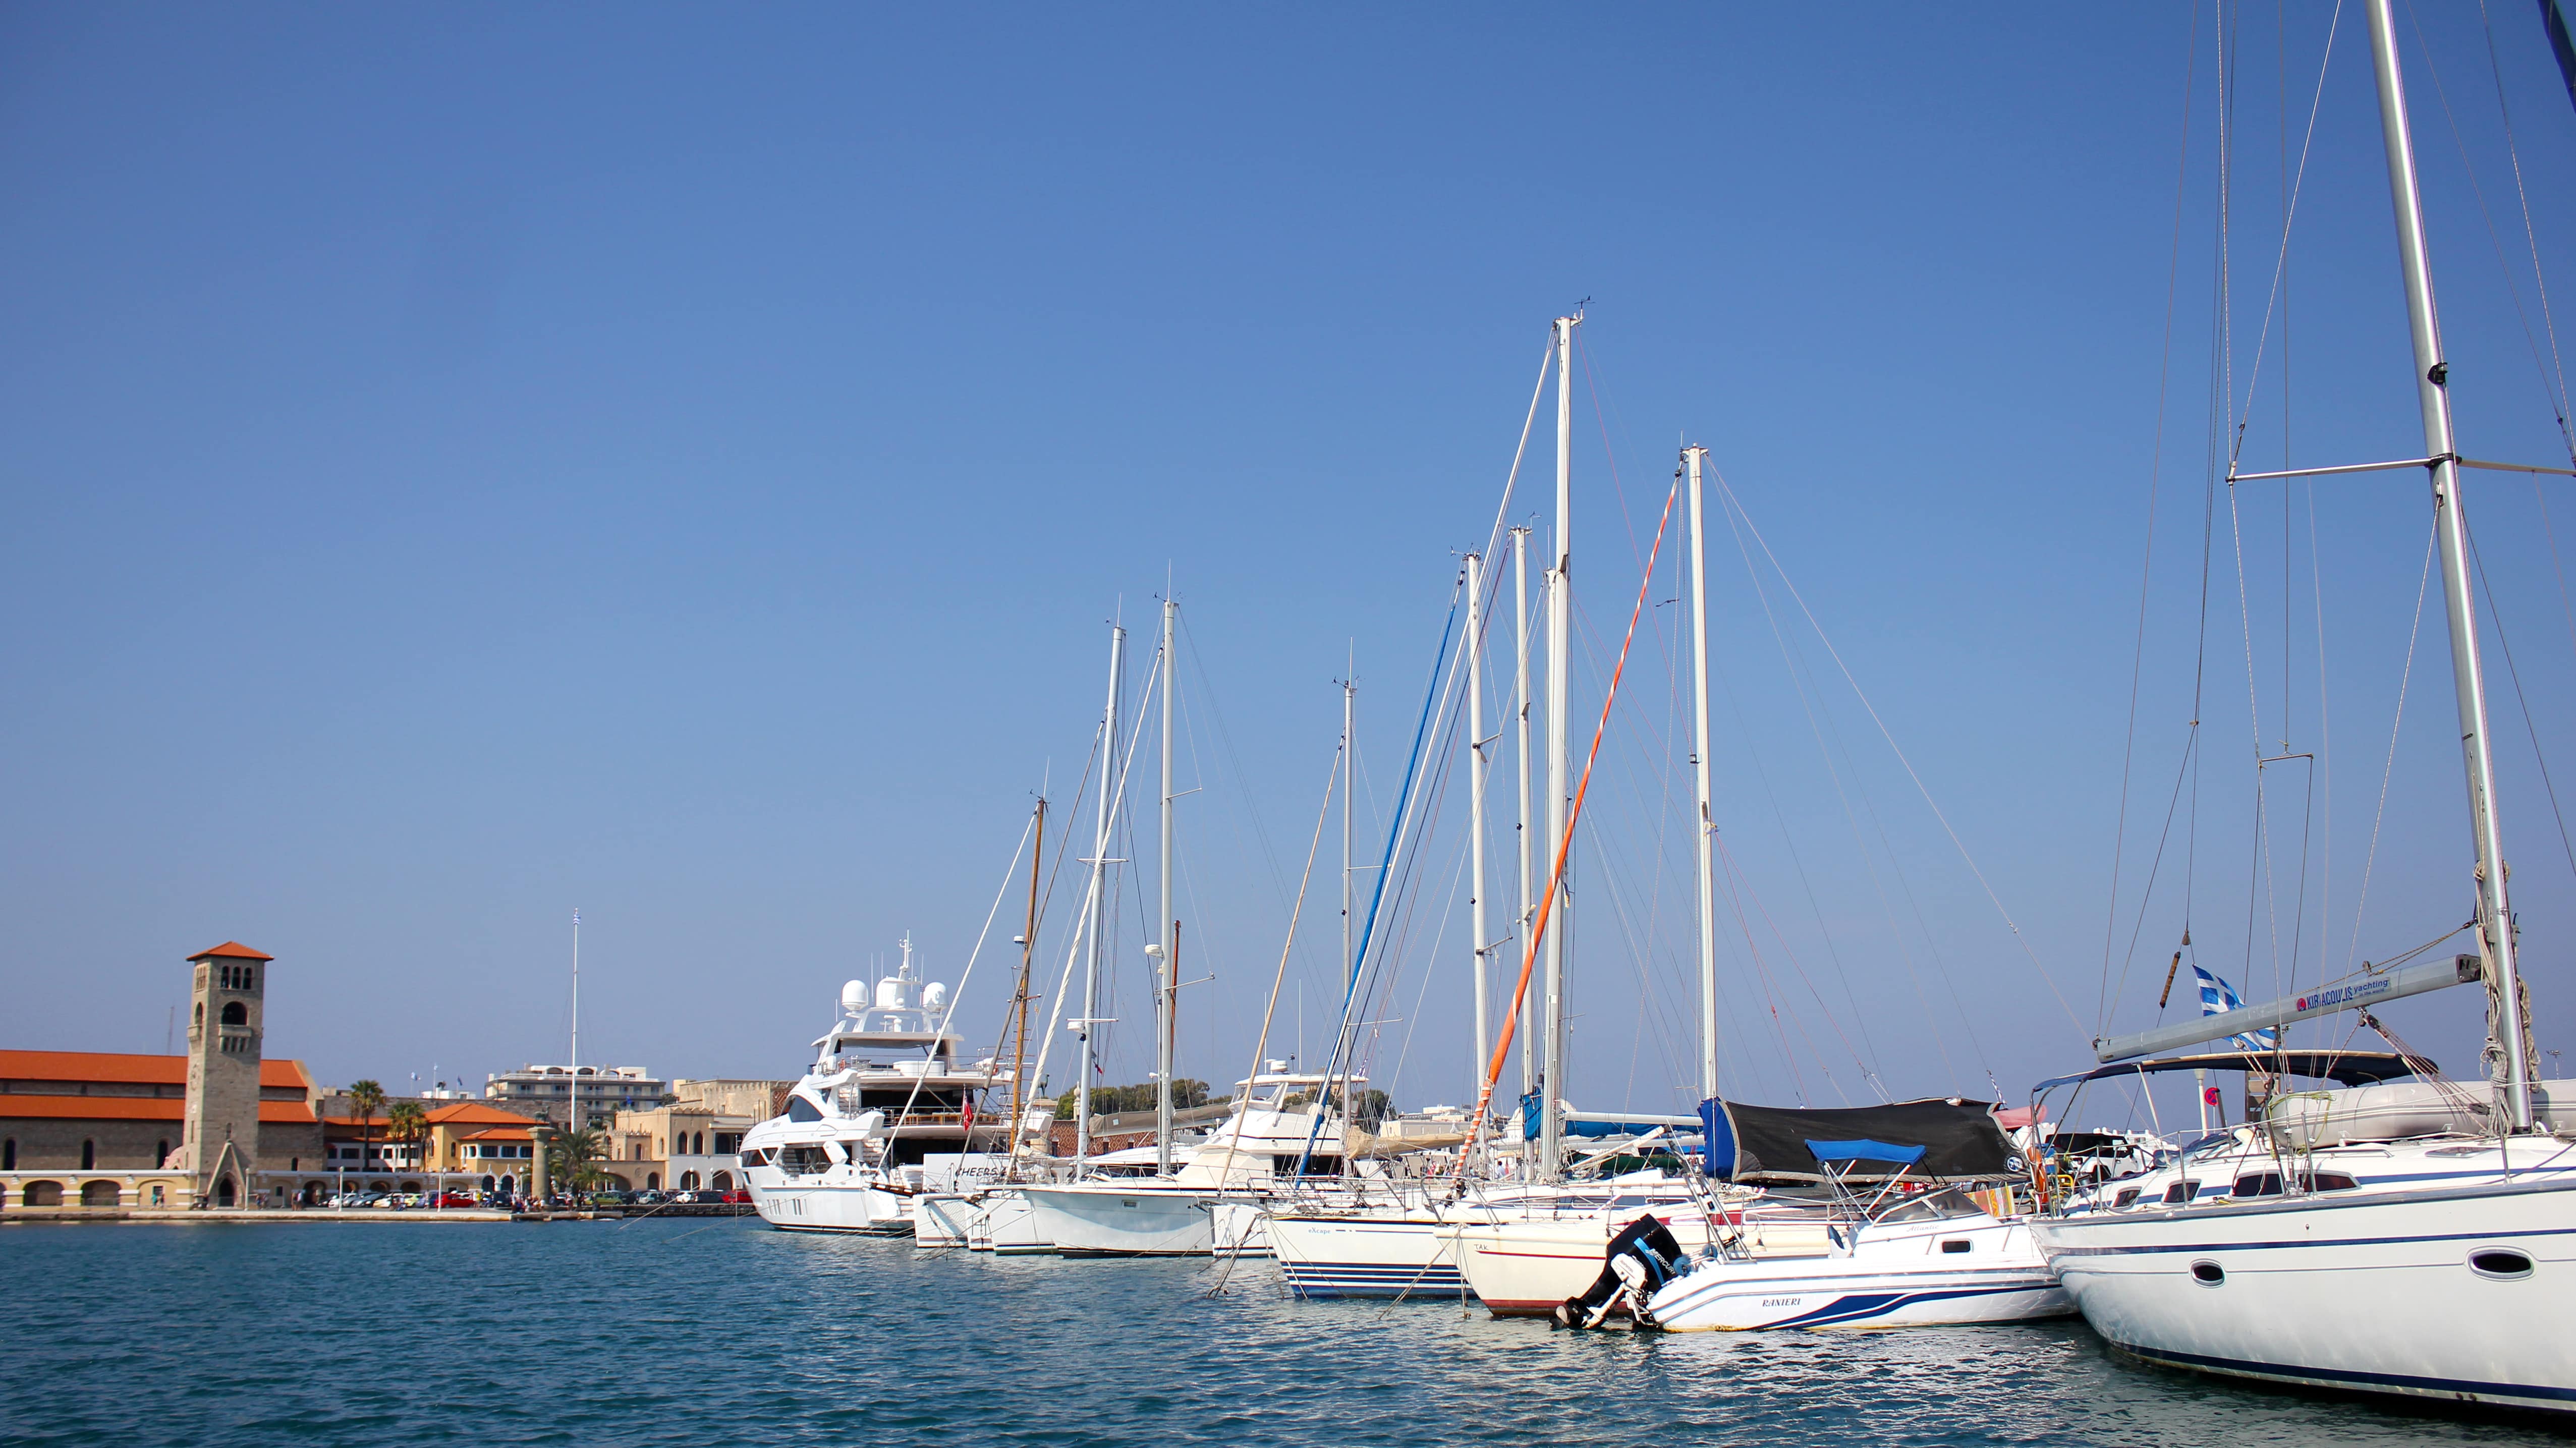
(1513, 525), (1535, 1097)
(1077, 624), (1125, 1165)
(1157, 596), (1178, 1174)
(1685, 445), (1719, 1102)
(1009, 796), (1045, 1146)
(1341, 671), (1355, 1013)
(1541, 311), (1577, 1183)
(2362, 0), (2536, 1130)
(1467, 551), (1491, 1081)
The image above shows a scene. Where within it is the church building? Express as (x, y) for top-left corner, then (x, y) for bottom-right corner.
(1, 941), (326, 1212)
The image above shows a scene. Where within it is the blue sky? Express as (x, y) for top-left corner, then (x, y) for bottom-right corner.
(6, 6), (2574, 1127)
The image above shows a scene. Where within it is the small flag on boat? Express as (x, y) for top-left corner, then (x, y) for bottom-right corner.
(2193, 965), (2277, 1050)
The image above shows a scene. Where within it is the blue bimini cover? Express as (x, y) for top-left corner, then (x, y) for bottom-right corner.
(1697, 1097), (2011, 1184)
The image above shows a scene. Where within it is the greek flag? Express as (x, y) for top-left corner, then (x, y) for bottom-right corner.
(573, 909), (581, 925)
(2194, 964), (2276, 1050)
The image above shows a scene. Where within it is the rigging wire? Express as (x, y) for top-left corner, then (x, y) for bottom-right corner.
(2099, 0), (2206, 1030)
(2410, 0), (2576, 462)
(2465, 528), (2576, 884)
(2344, 522), (2441, 972)
(1710, 471), (2090, 1036)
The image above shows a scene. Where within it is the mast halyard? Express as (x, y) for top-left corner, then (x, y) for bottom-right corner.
(1685, 445), (1719, 1103)
(2362, 0), (2537, 1130)
(1156, 595), (1178, 1175)
(1541, 311), (1578, 1183)
(1076, 623), (1125, 1167)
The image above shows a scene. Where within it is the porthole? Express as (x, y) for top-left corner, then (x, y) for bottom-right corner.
(2190, 1260), (2225, 1286)
(2469, 1249), (2535, 1280)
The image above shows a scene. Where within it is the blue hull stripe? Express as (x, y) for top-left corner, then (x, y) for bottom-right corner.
(1752, 1283), (2045, 1329)
(1281, 1261), (1466, 1298)
(2112, 1340), (2576, 1408)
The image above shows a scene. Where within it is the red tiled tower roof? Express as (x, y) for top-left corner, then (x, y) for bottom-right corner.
(188, 941), (274, 962)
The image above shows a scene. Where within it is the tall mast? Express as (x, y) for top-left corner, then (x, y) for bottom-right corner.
(1467, 551), (1491, 1080)
(1513, 525), (1535, 1096)
(1077, 623), (1125, 1165)
(1341, 669), (1356, 1018)
(1156, 595), (1178, 1174)
(1685, 445), (1719, 1103)
(2363, 0), (2535, 1129)
(1541, 311), (1578, 1183)
(1009, 796), (1046, 1145)
(569, 907), (580, 1134)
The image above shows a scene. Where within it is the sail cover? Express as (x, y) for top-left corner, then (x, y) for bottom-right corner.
(1698, 1097), (2014, 1183)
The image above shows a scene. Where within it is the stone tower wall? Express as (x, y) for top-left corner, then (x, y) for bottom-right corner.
(183, 953), (265, 1189)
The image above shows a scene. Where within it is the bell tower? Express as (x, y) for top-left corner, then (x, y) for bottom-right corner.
(184, 941), (272, 1206)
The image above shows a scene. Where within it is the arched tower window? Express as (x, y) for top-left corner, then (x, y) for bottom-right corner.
(220, 1001), (247, 1026)
(193, 1003), (203, 1031)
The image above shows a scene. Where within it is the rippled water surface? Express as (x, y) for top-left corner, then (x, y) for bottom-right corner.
(2, 1218), (2563, 1447)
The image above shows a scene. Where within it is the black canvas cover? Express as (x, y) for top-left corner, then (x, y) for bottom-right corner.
(1698, 1096), (2015, 1184)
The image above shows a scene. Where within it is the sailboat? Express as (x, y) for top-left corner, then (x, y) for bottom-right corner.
(2028, 0), (2576, 1415)
(1273, 340), (1845, 1302)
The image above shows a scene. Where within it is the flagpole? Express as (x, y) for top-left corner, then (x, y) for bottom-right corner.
(570, 908), (580, 1165)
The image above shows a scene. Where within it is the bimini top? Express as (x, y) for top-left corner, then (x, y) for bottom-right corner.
(2029, 1049), (2427, 1096)
(1697, 1097), (2013, 1184)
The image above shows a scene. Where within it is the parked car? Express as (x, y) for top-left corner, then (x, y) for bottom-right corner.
(431, 1191), (477, 1208)
(634, 1189), (667, 1205)
(722, 1188), (751, 1204)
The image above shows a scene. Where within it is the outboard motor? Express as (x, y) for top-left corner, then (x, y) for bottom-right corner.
(1555, 1214), (1689, 1330)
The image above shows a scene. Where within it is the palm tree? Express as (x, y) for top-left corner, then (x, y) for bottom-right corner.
(348, 1079), (386, 1190)
(386, 1101), (428, 1194)
(547, 1127), (605, 1201)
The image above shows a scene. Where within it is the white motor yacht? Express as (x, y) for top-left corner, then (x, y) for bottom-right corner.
(740, 942), (1013, 1234)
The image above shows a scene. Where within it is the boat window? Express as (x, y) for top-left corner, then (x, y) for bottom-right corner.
(2161, 1181), (2199, 1204)
(2232, 1172), (2284, 1198)
(2112, 1188), (2143, 1210)
(1872, 1187), (1980, 1224)
(2469, 1249), (2534, 1279)
(2305, 1172), (2360, 1192)
(1939, 1239), (1972, 1254)
(787, 1096), (824, 1123)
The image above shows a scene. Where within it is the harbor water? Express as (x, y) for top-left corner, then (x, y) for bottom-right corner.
(1, 1218), (2560, 1447)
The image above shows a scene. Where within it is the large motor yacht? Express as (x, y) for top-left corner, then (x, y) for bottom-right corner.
(740, 939), (1013, 1234)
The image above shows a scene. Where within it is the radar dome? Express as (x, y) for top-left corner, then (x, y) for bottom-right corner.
(922, 982), (949, 1011)
(839, 979), (869, 1015)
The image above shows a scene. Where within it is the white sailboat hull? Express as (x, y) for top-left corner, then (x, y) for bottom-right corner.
(1020, 1184), (1212, 1256)
(2033, 1176), (2576, 1415)
(971, 1188), (1054, 1254)
(1454, 1210), (1832, 1315)
(1268, 1214), (1465, 1299)
(914, 1193), (974, 1248)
